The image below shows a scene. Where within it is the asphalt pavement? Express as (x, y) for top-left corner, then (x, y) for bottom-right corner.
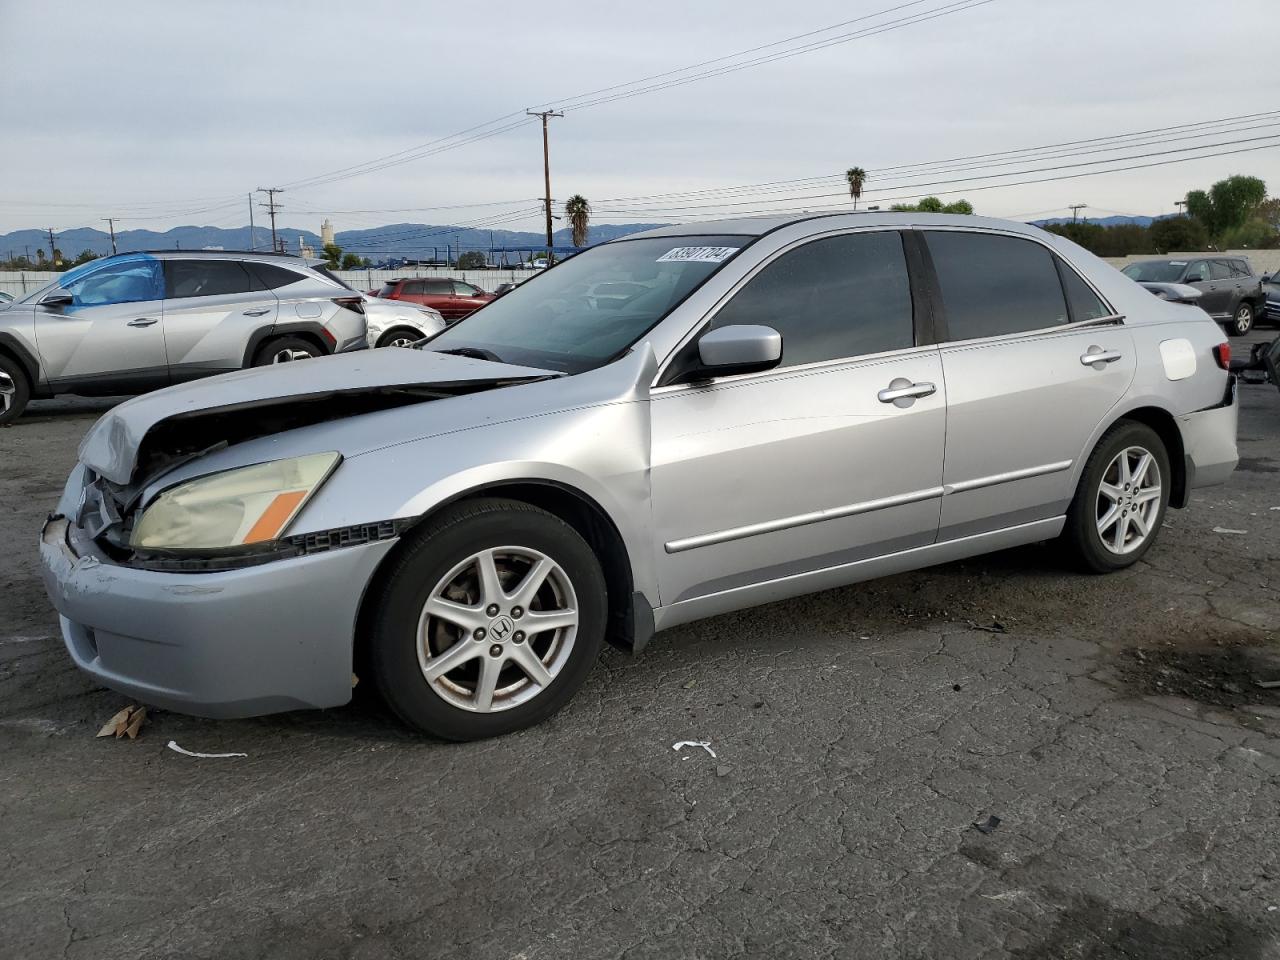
(2, 333), (1279, 959)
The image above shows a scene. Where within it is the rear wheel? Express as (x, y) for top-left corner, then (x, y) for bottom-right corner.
(0, 354), (31, 425)
(251, 336), (324, 366)
(1062, 421), (1170, 572)
(1229, 301), (1254, 337)
(368, 498), (607, 740)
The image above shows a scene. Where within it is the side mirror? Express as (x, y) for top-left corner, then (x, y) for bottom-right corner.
(689, 324), (782, 380)
(40, 290), (74, 308)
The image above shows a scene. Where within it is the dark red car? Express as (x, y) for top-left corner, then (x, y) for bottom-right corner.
(375, 278), (495, 321)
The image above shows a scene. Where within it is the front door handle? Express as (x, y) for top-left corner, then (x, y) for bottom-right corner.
(1080, 347), (1122, 367)
(878, 379), (937, 404)
(242, 308), (272, 317)
(127, 318), (159, 328)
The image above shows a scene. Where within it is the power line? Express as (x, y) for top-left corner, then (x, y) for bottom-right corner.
(256, 188), (284, 252)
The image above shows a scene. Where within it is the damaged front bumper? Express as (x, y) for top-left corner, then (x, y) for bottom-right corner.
(39, 514), (397, 718)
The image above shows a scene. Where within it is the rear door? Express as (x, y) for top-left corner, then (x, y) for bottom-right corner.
(33, 256), (168, 392)
(161, 259), (278, 380)
(922, 229), (1134, 541)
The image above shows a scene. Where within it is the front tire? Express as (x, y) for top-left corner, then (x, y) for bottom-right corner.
(1229, 301), (1254, 337)
(376, 327), (425, 349)
(368, 498), (607, 740)
(0, 354), (31, 425)
(1062, 421), (1170, 573)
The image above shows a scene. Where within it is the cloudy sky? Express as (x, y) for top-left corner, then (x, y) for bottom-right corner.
(1, 0), (1276, 236)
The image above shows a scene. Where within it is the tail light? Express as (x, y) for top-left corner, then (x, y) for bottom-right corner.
(332, 296), (365, 315)
(319, 327), (336, 349)
(1213, 342), (1230, 369)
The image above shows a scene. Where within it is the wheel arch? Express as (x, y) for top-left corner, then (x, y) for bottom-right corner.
(0, 332), (41, 396)
(241, 323), (332, 367)
(354, 478), (653, 675)
(1078, 402), (1188, 509)
(375, 325), (427, 348)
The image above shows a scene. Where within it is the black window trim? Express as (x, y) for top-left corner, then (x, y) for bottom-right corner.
(654, 226), (930, 391)
(162, 257), (256, 300)
(914, 225), (1124, 349)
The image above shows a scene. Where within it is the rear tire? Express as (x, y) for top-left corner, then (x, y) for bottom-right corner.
(1062, 421), (1170, 573)
(1229, 301), (1254, 337)
(368, 498), (607, 741)
(376, 327), (425, 349)
(0, 354), (31, 425)
(251, 336), (324, 366)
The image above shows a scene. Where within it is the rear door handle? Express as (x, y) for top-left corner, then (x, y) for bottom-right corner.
(1080, 348), (1122, 366)
(127, 318), (159, 328)
(878, 380), (937, 403)
(242, 308), (272, 317)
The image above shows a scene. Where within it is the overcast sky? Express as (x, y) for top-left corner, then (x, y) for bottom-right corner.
(2, 0), (1276, 236)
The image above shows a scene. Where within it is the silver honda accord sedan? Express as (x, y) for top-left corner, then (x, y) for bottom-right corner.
(39, 213), (1239, 740)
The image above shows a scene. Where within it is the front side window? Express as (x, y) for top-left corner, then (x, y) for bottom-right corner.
(425, 234), (748, 374)
(1209, 261), (1232, 281)
(61, 259), (163, 307)
(165, 260), (253, 299)
(1184, 261), (1210, 283)
(710, 231), (914, 367)
(453, 281), (482, 297)
(926, 232), (1068, 340)
(1122, 261), (1187, 283)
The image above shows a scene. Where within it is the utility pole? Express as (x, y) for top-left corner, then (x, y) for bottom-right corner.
(101, 218), (117, 255)
(248, 193), (256, 250)
(1174, 200), (1187, 216)
(526, 109), (563, 260)
(46, 228), (57, 265)
(256, 187), (283, 253)
(1068, 203), (1087, 224)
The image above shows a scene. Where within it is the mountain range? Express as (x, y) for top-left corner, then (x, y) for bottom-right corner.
(0, 214), (1170, 265)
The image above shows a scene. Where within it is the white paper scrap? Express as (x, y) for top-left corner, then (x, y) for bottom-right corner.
(167, 740), (247, 759)
(672, 740), (717, 758)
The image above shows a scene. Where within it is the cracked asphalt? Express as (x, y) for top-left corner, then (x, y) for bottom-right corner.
(2, 333), (1279, 960)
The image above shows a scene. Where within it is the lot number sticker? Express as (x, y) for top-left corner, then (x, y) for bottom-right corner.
(656, 246), (739, 263)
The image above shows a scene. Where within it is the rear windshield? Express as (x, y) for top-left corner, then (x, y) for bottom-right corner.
(1122, 261), (1186, 283)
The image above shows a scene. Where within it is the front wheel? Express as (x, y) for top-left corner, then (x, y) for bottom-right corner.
(251, 336), (324, 366)
(368, 498), (607, 740)
(376, 327), (425, 349)
(1229, 302), (1254, 337)
(1062, 421), (1170, 573)
(0, 354), (31, 425)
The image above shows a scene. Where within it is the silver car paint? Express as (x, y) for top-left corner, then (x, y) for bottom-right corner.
(361, 296), (446, 346)
(41, 213), (1239, 717)
(0, 252), (367, 397)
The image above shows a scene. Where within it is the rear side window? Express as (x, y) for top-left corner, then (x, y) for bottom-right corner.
(424, 280), (454, 295)
(247, 262), (306, 290)
(1057, 262), (1111, 322)
(712, 230), (914, 367)
(925, 232), (1068, 340)
(1230, 260), (1252, 278)
(401, 280), (426, 296)
(164, 260), (253, 299)
(1210, 261), (1232, 281)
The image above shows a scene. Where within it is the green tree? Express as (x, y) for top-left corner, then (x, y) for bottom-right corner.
(35, 249), (46, 265)
(1149, 216), (1208, 253)
(564, 194), (591, 247)
(1185, 175), (1266, 240)
(456, 251), (487, 269)
(340, 252), (369, 269)
(71, 250), (99, 266)
(889, 196), (974, 214)
(845, 167), (867, 209)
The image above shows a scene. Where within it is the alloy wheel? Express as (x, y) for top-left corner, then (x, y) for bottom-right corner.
(386, 335), (418, 348)
(1096, 445), (1162, 555)
(0, 372), (13, 413)
(1234, 304), (1253, 335)
(272, 348), (314, 363)
(416, 546), (578, 713)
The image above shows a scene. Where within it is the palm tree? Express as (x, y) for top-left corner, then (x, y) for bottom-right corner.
(565, 195), (591, 248)
(845, 167), (867, 209)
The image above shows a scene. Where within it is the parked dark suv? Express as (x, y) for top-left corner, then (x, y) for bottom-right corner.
(1122, 257), (1266, 336)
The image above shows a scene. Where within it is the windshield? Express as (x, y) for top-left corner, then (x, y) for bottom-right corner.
(422, 235), (750, 373)
(1122, 260), (1187, 283)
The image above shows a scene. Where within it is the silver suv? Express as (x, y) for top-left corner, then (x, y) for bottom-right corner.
(0, 250), (368, 423)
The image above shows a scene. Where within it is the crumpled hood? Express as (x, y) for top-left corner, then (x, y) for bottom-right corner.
(79, 348), (555, 484)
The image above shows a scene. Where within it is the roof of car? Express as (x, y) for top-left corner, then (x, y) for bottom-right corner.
(625, 211), (1059, 240)
(112, 249), (306, 260)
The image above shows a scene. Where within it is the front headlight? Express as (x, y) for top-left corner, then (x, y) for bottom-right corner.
(130, 453), (340, 550)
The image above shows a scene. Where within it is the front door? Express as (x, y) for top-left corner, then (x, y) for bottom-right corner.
(161, 259), (279, 380)
(650, 230), (946, 607)
(33, 256), (168, 393)
(920, 229), (1136, 541)
(1184, 260), (1230, 318)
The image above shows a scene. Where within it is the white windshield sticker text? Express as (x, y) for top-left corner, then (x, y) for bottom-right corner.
(656, 246), (739, 264)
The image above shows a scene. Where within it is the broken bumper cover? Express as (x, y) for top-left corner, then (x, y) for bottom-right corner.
(39, 516), (397, 718)
(1180, 378), (1239, 493)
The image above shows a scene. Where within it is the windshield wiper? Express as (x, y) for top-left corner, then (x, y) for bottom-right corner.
(431, 346), (505, 363)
